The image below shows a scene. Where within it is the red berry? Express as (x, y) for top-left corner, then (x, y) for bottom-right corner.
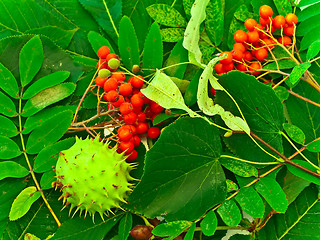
(147, 127), (160, 139)
(150, 102), (164, 114)
(119, 83), (133, 96)
(214, 63), (225, 75)
(131, 135), (141, 147)
(112, 95), (125, 108)
(245, 19), (257, 31)
(278, 36), (292, 46)
(284, 25), (295, 36)
(285, 13), (298, 26)
(112, 71), (126, 82)
(103, 78), (118, 92)
(232, 49), (244, 61)
(247, 30), (260, 43)
(273, 15), (286, 29)
(234, 30), (248, 43)
(222, 62), (234, 72)
(97, 46), (110, 59)
(131, 94), (144, 108)
(119, 141), (134, 153)
(106, 90), (119, 102)
(244, 51), (253, 61)
(219, 51), (233, 64)
(136, 122), (149, 134)
(259, 17), (272, 27)
(248, 62), (261, 76)
(118, 124), (136, 135)
(210, 87), (216, 96)
(123, 112), (137, 125)
(259, 5), (273, 19)
(236, 63), (247, 72)
(118, 128), (133, 141)
(255, 48), (268, 61)
(119, 102), (133, 115)
(233, 43), (246, 52)
(95, 76), (107, 87)
(126, 150), (138, 161)
(106, 53), (119, 62)
(96, 59), (108, 69)
(130, 75), (144, 89)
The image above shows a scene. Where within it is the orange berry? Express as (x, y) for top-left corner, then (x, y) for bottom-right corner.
(112, 71), (126, 82)
(259, 17), (272, 26)
(106, 90), (119, 102)
(119, 102), (133, 115)
(147, 127), (160, 139)
(245, 19), (258, 31)
(236, 63), (247, 72)
(233, 43), (246, 52)
(284, 25), (295, 36)
(131, 94), (144, 108)
(118, 128), (133, 141)
(234, 30), (248, 43)
(150, 101), (164, 114)
(130, 75), (144, 89)
(103, 78), (118, 92)
(285, 13), (298, 26)
(232, 49), (244, 61)
(214, 63), (225, 75)
(119, 141), (134, 154)
(248, 62), (261, 75)
(123, 112), (137, 125)
(255, 48), (268, 61)
(106, 53), (119, 62)
(96, 59), (108, 69)
(278, 36), (292, 46)
(136, 122), (149, 134)
(262, 38), (275, 49)
(222, 62), (234, 72)
(97, 46), (110, 59)
(259, 5), (273, 19)
(247, 30), (260, 43)
(244, 51), (253, 61)
(273, 15), (286, 29)
(219, 51), (233, 64)
(119, 83), (133, 96)
(95, 76), (107, 87)
(112, 95), (125, 108)
(126, 150), (138, 161)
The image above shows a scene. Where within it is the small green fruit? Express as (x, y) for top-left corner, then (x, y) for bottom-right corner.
(108, 58), (120, 70)
(98, 69), (111, 79)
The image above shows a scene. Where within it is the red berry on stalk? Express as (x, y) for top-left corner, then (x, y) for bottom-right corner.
(278, 36), (292, 46)
(119, 124), (136, 135)
(123, 112), (137, 125)
(119, 83), (133, 96)
(273, 15), (286, 29)
(136, 122), (149, 134)
(245, 18), (257, 31)
(126, 150), (138, 161)
(259, 17), (272, 26)
(222, 62), (234, 72)
(112, 95), (125, 108)
(97, 46), (110, 59)
(147, 127), (160, 139)
(118, 128), (133, 142)
(248, 62), (261, 76)
(234, 30), (248, 43)
(106, 53), (119, 62)
(259, 5), (273, 19)
(106, 90), (119, 102)
(137, 112), (146, 122)
(284, 25), (295, 36)
(95, 76), (107, 87)
(131, 94), (144, 108)
(219, 51), (233, 64)
(285, 13), (298, 26)
(247, 30), (260, 43)
(255, 48), (268, 61)
(214, 63), (225, 75)
(130, 75), (144, 88)
(112, 71), (126, 82)
(232, 49), (244, 61)
(131, 135), (141, 147)
(119, 102), (133, 115)
(236, 63), (247, 72)
(233, 43), (246, 52)
(96, 59), (108, 69)
(103, 78), (118, 92)
(244, 51), (253, 61)
(150, 102), (164, 114)
(119, 141), (134, 154)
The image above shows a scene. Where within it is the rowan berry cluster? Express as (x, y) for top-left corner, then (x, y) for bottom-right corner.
(215, 5), (298, 76)
(94, 46), (162, 161)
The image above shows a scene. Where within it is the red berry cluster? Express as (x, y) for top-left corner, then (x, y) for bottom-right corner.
(214, 5), (298, 76)
(94, 46), (163, 161)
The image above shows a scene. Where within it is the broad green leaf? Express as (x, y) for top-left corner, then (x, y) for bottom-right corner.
(25, 26), (77, 49)
(0, 161), (29, 181)
(0, 136), (21, 159)
(184, 222), (196, 240)
(184, 69), (202, 106)
(170, 77), (190, 93)
(142, 22), (163, 74)
(296, 14), (320, 37)
(298, 0), (320, 8)
(19, 36), (44, 87)
(226, 179), (239, 192)
(0, 115), (18, 137)
(183, 0), (210, 67)
(283, 170), (311, 205)
(146, 4), (187, 27)
(164, 39), (188, 79)
(40, 170), (56, 190)
(51, 213), (123, 240)
(0, 62), (19, 99)
(160, 28), (185, 42)
(22, 83), (76, 117)
(118, 213), (132, 240)
(274, 86), (290, 101)
(219, 156), (258, 177)
(235, 186), (265, 218)
(205, 0), (224, 46)
(289, 62), (311, 85)
(88, 31), (115, 55)
(283, 123), (306, 145)
(24, 233), (41, 240)
(183, 0), (193, 18)
(152, 221), (191, 238)
(22, 71), (70, 99)
(307, 139), (320, 152)
(217, 200), (242, 227)
(286, 159), (320, 185)
(34, 138), (76, 173)
(306, 40), (320, 60)
(9, 187), (41, 221)
(298, 1), (320, 20)
(300, 30), (320, 51)
(264, 60), (297, 70)
(200, 211), (217, 236)
(23, 105), (76, 134)
(199, 41), (216, 65)
(0, 91), (17, 117)
(118, 16), (140, 70)
(26, 110), (74, 154)
(255, 177), (288, 213)
(127, 117), (226, 221)
(260, 186), (320, 240)
(216, 71), (284, 163)
(273, 0), (293, 16)
(152, 109), (185, 125)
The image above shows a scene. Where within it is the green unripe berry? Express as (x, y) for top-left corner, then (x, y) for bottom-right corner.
(108, 58), (120, 70)
(98, 69), (111, 79)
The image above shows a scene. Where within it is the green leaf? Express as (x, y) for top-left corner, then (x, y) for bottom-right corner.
(274, 86), (290, 101)
(88, 31), (115, 55)
(0, 62), (19, 99)
(22, 83), (76, 117)
(9, 186), (41, 221)
(286, 159), (320, 186)
(40, 170), (56, 190)
(307, 139), (320, 152)
(118, 213), (132, 240)
(51, 214), (123, 240)
(34, 138), (76, 173)
(184, 69), (202, 106)
(152, 221), (191, 238)
(164, 39), (188, 79)
(255, 177), (288, 213)
(127, 117), (226, 221)
(226, 179), (239, 193)
(219, 156), (258, 177)
(298, 1), (320, 20)
(306, 41), (320, 60)
(296, 14), (320, 37)
(170, 77), (190, 93)
(264, 60), (297, 70)
(205, 0), (224, 46)
(0, 115), (18, 137)
(217, 199), (242, 227)
(118, 16), (140, 70)
(146, 4), (187, 27)
(298, 0), (320, 8)
(0, 91), (17, 117)
(0, 136), (21, 159)
(142, 22), (163, 74)
(200, 211), (217, 236)
(22, 71), (70, 99)
(152, 110), (185, 125)
(300, 30), (320, 51)
(235, 186), (265, 218)
(26, 110), (74, 154)
(273, 0), (293, 16)
(260, 186), (320, 240)
(19, 36), (44, 87)
(283, 123), (306, 145)
(24, 233), (41, 240)
(160, 28), (185, 42)
(184, 222), (196, 240)
(0, 161), (29, 181)
(289, 62), (311, 85)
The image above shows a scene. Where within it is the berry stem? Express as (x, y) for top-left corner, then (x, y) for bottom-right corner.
(220, 154), (280, 165)
(102, 0), (119, 37)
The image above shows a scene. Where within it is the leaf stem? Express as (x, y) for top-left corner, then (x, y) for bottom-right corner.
(102, 0), (119, 38)
(288, 90), (320, 108)
(220, 155), (279, 165)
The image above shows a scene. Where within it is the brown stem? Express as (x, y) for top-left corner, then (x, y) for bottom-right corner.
(288, 90), (320, 108)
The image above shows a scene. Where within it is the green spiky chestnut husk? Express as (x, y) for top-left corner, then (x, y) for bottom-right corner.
(53, 136), (135, 220)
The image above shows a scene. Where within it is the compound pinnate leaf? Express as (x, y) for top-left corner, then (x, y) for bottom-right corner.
(40, 170), (55, 190)
(19, 36), (44, 87)
(152, 221), (191, 238)
(255, 177), (288, 213)
(289, 62), (311, 85)
(0, 115), (18, 138)
(160, 28), (185, 42)
(118, 16), (140, 71)
(286, 159), (320, 186)
(26, 110), (74, 154)
(235, 186), (265, 218)
(217, 199), (242, 227)
(22, 83), (76, 117)
(184, 222), (196, 240)
(264, 60), (296, 70)
(0, 136), (21, 159)
(0, 161), (29, 181)
(200, 211), (217, 236)
(9, 187), (41, 221)
(118, 213), (132, 240)
(146, 4), (187, 28)
(273, 0), (292, 16)
(88, 31), (115, 55)
(205, 0), (224, 46)
(0, 91), (17, 117)
(226, 179), (239, 193)
(283, 123), (306, 145)
(127, 117), (226, 221)
(0, 62), (19, 99)
(219, 156), (258, 178)
(22, 71), (70, 99)
(306, 41), (320, 60)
